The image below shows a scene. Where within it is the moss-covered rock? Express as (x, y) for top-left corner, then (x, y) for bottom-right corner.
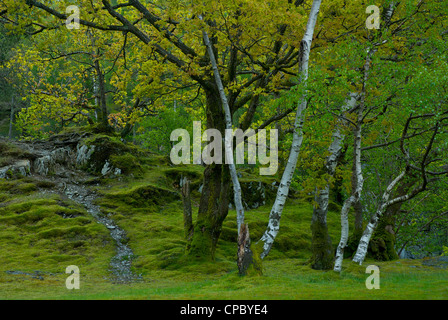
(102, 184), (180, 210)
(163, 166), (203, 190)
(76, 135), (146, 175)
(0, 140), (35, 165)
(109, 154), (143, 175)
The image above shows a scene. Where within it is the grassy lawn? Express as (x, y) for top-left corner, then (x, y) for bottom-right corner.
(1, 258), (446, 300)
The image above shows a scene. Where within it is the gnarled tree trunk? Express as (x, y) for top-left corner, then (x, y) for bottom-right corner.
(186, 88), (231, 260)
(237, 223), (262, 275)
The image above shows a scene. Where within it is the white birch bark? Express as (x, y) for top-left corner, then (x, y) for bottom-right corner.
(258, 0), (322, 259)
(200, 16), (245, 235)
(384, 2), (396, 26)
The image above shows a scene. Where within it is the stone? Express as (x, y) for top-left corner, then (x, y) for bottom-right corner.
(76, 144), (95, 167)
(33, 147), (72, 176)
(101, 161), (112, 175)
(0, 159), (31, 178)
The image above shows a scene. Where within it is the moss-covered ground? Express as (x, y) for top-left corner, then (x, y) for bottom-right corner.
(0, 142), (446, 300)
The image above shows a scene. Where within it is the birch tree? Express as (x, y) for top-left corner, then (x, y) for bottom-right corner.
(200, 14), (253, 274)
(200, 1), (324, 270)
(199, 15), (245, 236)
(333, 94), (364, 272)
(258, 0), (322, 259)
(348, 1), (448, 264)
(309, 93), (358, 270)
(332, 44), (376, 271)
(353, 115), (447, 265)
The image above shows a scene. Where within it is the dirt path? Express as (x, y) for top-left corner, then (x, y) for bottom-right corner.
(59, 180), (142, 283)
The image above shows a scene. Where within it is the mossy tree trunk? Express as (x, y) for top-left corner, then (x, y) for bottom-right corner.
(369, 209), (399, 261)
(367, 177), (415, 261)
(341, 136), (365, 260)
(186, 88), (231, 261)
(354, 200), (364, 237)
(187, 163), (231, 260)
(311, 187), (335, 270)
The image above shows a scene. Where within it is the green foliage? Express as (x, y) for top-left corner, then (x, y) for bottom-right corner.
(442, 246), (448, 257)
(135, 106), (192, 155)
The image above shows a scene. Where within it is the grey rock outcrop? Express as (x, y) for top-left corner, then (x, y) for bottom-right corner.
(0, 159), (31, 178)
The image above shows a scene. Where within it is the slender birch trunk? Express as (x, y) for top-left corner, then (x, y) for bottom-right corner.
(259, 0), (322, 259)
(333, 37), (380, 271)
(334, 99), (364, 272)
(346, 2), (397, 267)
(200, 16), (258, 273)
(94, 56), (108, 128)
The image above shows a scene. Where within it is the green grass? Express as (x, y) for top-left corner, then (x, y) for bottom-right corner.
(1, 153), (447, 300)
(0, 178), (114, 280)
(1, 258), (446, 300)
